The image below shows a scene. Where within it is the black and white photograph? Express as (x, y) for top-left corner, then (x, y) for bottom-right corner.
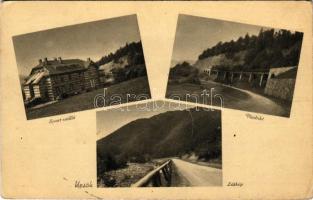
(97, 100), (222, 187)
(166, 15), (303, 117)
(13, 15), (151, 120)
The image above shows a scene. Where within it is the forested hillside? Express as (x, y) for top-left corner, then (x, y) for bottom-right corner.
(96, 41), (147, 83)
(95, 41), (145, 67)
(97, 108), (221, 173)
(197, 29), (303, 71)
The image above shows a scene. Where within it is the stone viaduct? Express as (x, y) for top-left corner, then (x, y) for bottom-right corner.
(203, 68), (270, 87)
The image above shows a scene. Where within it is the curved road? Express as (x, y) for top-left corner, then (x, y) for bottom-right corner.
(172, 159), (222, 186)
(167, 80), (289, 117)
(201, 80), (288, 116)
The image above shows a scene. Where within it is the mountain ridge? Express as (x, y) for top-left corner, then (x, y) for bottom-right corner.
(97, 108), (221, 172)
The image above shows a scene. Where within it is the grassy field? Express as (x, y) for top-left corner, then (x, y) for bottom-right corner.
(26, 77), (151, 120)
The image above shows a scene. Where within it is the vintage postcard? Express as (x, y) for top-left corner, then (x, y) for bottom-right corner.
(166, 15), (303, 117)
(13, 15), (151, 120)
(0, 2), (312, 200)
(97, 101), (222, 187)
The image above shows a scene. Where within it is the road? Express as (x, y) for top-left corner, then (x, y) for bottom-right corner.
(172, 159), (222, 186)
(208, 81), (288, 116)
(166, 80), (289, 117)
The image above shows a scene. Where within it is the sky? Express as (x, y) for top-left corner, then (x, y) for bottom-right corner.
(13, 14), (141, 78)
(171, 14), (264, 65)
(96, 101), (195, 140)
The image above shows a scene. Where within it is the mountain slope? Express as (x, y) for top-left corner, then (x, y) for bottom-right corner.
(97, 108), (221, 171)
(95, 41), (145, 68)
(194, 29), (303, 71)
(193, 51), (246, 71)
(98, 56), (129, 73)
(96, 41), (147, 83)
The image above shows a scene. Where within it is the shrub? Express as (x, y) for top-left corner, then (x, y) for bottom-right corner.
(97, 153), (127, 172)
(192, 77), (201, 85)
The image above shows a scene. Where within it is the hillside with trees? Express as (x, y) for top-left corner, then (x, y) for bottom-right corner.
(97, 108), (221, 174)
(197, 29), (303, 71)
(96, 41), (145, 67)
(168, 61), (200, 84)
(96, 41), (147, 83)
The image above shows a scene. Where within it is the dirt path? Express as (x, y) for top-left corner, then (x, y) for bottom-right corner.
(172, 159), (222, 186)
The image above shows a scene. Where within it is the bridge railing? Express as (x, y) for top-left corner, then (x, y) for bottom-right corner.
(131, 160), (173, 187)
